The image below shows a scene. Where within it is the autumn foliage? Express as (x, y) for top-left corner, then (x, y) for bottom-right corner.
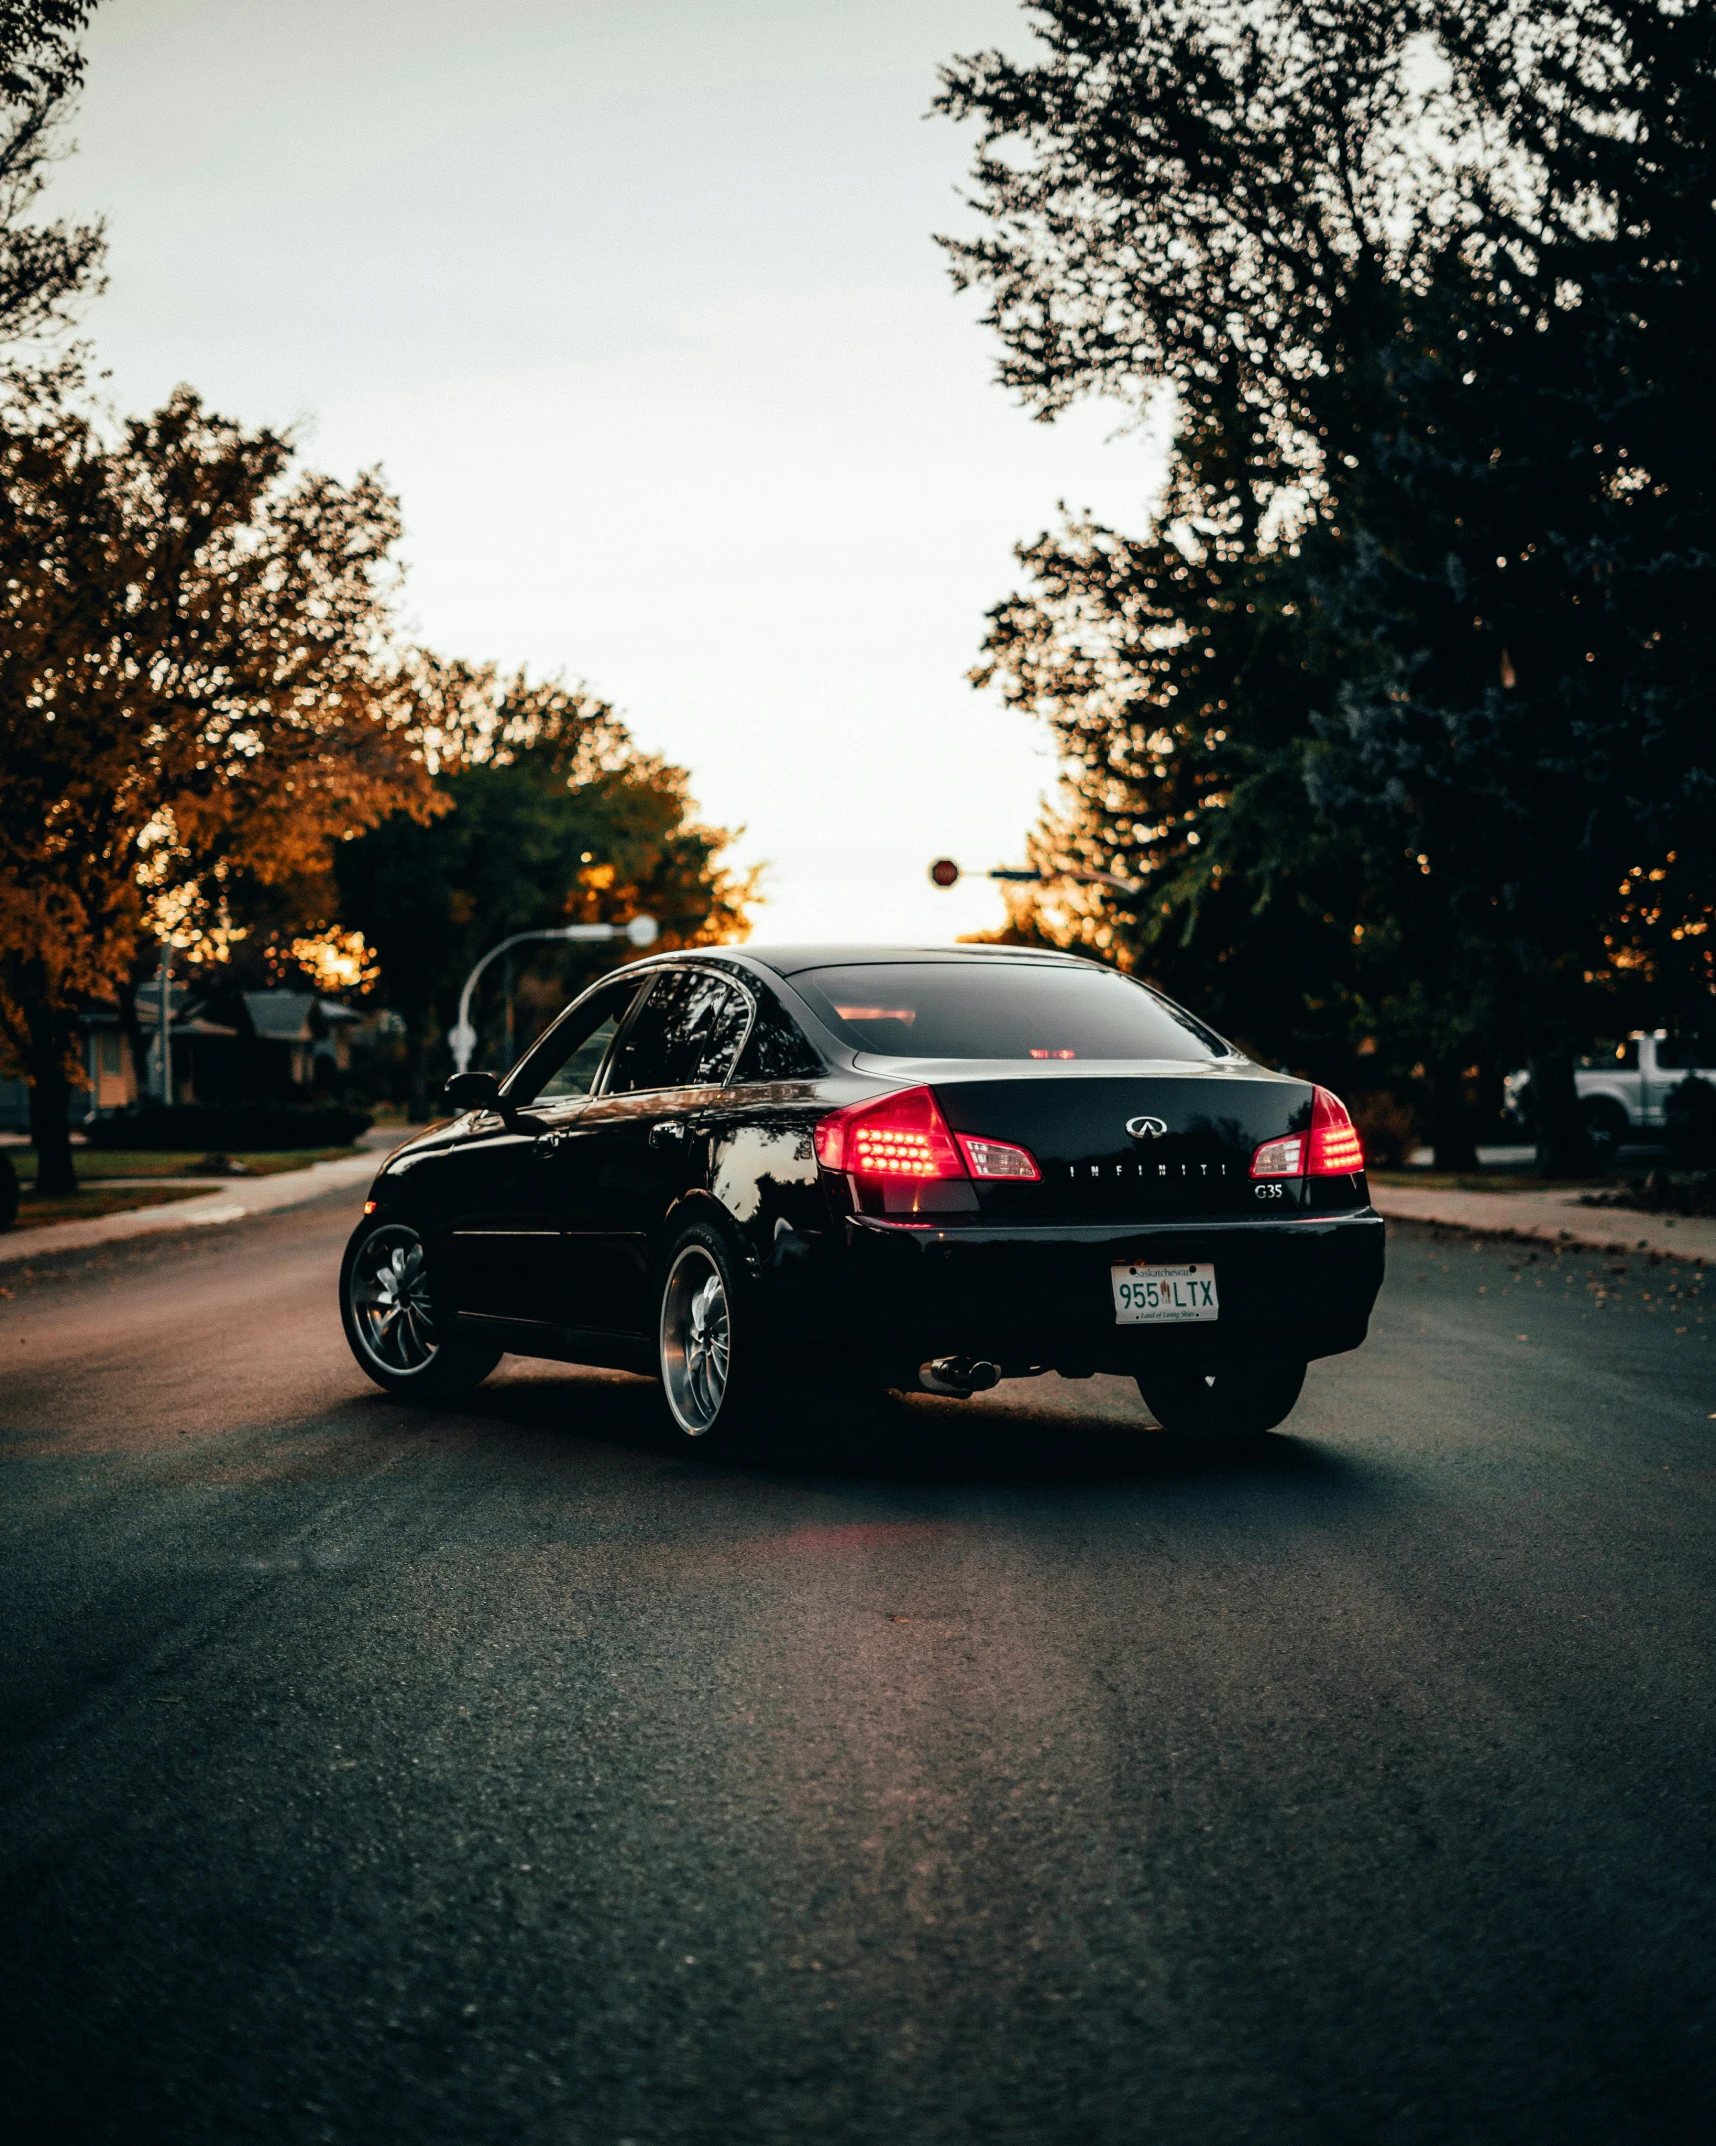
(0, 368), (439, 1192)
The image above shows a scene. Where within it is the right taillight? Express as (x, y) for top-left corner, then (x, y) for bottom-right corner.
(1249, 1087), (1364, 1180)
(1307, 1086), (1364, 1174)
(1249, 1134), (1305, 1179)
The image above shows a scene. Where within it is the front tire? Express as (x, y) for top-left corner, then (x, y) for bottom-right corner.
(1138, 1358), (1306, 1442)
(340, 1216), (501, 1398)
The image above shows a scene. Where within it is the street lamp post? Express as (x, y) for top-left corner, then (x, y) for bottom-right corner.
(927, 858), (1143, 900)
(154, 949), (173, 1105)
(448, 915), (659, 1075)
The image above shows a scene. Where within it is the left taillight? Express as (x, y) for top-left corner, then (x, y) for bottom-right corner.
(815, 1086), (966, 1178)
(957, 1134), (1040, 1181)
(814, 1088), (1040, 1182)
(1249, 1087), (1364, 1180)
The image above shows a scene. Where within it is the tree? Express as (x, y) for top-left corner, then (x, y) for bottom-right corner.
(939, 0), (1716, 1171)
(0, 369), (437, 1194)
(0, 3), (105, 340)
(1300, 0), (1716, 1168)
(335, 659), (756, 1113)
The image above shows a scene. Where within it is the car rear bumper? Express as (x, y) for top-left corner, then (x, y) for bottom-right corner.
(775, 1208), (1386, 1376)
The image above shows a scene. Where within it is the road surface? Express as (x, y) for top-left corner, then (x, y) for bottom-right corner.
(2, 1193), (1714, 2144)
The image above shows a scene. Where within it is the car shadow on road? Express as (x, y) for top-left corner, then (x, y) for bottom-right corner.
(376, 1362), (1386, 1502)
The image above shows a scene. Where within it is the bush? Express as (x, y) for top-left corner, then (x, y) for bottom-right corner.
(1665, 1076), (1716, 1168)
(1582, 1168), (1716, 1218)
(0, 1149), (16, 1232)
(86, 1102), (373, 1152)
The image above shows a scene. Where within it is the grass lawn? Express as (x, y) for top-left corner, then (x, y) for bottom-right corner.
(7, 1145), (364, 1186)
(6, 1183), (215, 1229)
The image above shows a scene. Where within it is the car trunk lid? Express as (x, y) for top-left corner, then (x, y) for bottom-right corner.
(927, 1067), (1318, 1222)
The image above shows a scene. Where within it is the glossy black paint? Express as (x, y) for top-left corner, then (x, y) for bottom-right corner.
(359, 945), (1385, 1389)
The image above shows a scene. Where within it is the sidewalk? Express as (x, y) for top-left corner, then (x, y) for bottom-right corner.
(1370, 1180), (1716, 1263)
(0, 1132), (410, 1266)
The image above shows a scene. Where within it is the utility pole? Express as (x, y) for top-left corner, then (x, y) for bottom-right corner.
(448, 915), (660, 1075)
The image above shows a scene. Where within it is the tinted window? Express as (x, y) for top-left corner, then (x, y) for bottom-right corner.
(734, 990), (823, 1081)
(1657, 1032), (1716, 1071)
(793, 962), (1229, 1062)
(512, 979), (644, 1103)
(607, 970), (752, 1093)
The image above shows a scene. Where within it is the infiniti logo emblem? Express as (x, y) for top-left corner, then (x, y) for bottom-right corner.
(1125, 1115), (1168, 1139)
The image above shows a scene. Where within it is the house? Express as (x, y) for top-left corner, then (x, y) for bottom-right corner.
(0, 987), (374, 1131)
(241, 992), (365, 1089)
(0, 1006), (157, 1132)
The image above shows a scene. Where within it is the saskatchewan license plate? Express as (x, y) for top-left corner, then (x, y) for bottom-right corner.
(1111, 1261), (1219, 1324)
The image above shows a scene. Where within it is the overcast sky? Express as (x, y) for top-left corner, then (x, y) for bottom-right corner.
(56, 0), (1165, 945)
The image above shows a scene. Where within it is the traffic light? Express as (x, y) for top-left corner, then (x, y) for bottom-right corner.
(928, 857), (961, 889)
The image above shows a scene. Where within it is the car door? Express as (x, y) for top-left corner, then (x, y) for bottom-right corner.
(542, 967), (754, 1335)
(435, 975), (647, 1328)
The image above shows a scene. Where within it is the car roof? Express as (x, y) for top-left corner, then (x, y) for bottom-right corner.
(713, 944), (1094, 980)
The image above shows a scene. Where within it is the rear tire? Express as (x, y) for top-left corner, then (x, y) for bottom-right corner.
(340, 1216), (501, 1398)
(1138, 1359), (1306, 1442)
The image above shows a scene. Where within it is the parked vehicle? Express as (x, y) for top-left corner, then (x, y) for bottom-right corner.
(339, 946), (1385, 1443)
(1505, 1030), (1716, 1152)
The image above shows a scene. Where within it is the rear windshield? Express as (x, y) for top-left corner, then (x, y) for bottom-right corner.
(793, 963), (1230, 1062)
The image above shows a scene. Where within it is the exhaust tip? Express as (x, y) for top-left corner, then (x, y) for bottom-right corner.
(920, 1356), (1001, 1399)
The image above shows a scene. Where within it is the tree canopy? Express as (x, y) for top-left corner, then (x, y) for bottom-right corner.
(0, 368), (437, 1190)
(0, 2), (103, 340)
(940, 0), (1716, 1169)
(334, 660), (755, 1111)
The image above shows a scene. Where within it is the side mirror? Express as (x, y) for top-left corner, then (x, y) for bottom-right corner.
(444, 1069), (505, 1114)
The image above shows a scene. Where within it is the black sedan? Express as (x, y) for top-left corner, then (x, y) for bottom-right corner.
(340, 945), (1384, 1441)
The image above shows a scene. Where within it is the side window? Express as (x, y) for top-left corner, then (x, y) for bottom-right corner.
(1661, 1031), (1716, 1072)
(733, 990), (823, 1080)
(606, 970), (751, 1094)
(512, 979), (644, 1103)
(1577, 1038), (1640, 1072)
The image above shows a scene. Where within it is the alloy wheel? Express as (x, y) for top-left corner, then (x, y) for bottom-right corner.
(661, 1246), (731, 1436)
(349, 1224), (439, 1375)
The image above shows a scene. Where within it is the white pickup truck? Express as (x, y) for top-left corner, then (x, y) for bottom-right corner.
(1506, 1031), (1716, 1149)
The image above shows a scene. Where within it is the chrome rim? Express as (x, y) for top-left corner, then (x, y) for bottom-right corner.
(349, 1224), (439, 1375)
(661, 1246), (730, 1436)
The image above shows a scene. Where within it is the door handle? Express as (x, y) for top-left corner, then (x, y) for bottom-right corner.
(534, 1130), (570, 1155)
(648, 1121), (689, 1150)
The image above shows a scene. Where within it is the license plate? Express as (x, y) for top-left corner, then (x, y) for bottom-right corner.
(1111, 1261), (1219, 1324)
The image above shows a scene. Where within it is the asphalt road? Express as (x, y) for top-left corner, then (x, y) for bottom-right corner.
(3, 1196), (1715, 2146)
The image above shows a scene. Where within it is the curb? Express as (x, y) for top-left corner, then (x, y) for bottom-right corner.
(0, 1147), (389, 1266)
(1371, 1184), (1716, 1264)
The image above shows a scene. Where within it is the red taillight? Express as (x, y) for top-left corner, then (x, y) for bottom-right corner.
(957, 1133), (1040, 1181)
(1308, 1086), (1364, 1174)
(814, 1086), (966, 1179)
(1249, 1088), (1364, 1180)
(814, 1089), (1042, 1183)
(1249, 1134), (1305, 1180)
